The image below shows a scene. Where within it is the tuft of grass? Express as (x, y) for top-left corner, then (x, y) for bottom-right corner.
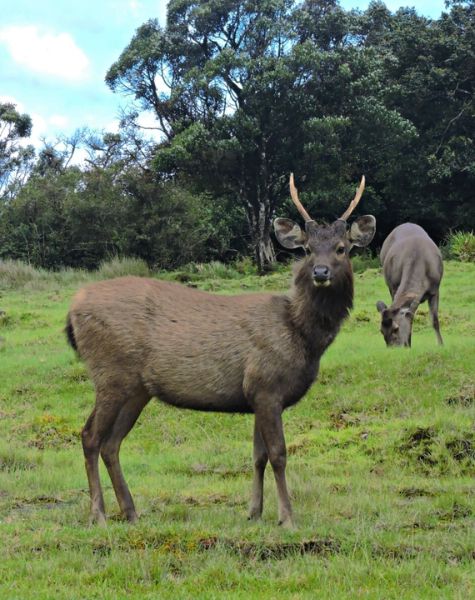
(96, 256), (151, 279)
(445, 230), (475, 262)
(0, 259), (45, 289)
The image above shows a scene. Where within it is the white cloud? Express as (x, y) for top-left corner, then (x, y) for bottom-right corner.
(48, 114), (69, 128)
(0, 25), (89, 82)
(68, 147), (89, 167)
(135, 110), (163, 142)
(129, 0), (141, 11)
(105, 119), (121, 133)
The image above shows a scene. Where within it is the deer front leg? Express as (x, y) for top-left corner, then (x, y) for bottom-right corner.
(253, 401), (293, 527)
(248, 421), (268, 520)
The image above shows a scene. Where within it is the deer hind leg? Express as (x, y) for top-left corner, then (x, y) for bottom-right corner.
(428, 292), (443, 345)
(248, 421), (268, 521)
(100, 388), (150, 523)
(82, 400), (124, 526)
(254, 401), (293, 527)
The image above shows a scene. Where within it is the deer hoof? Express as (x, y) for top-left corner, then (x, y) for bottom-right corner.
(89, 512), (107, 527)
(125, 510), (138, 523)
(278, 516), (294, 529)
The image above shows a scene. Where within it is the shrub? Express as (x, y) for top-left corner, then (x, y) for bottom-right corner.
(0, 259), (44, 289)
(351, 251), (380, 273)
(446, 231), (475, 262)
(96, 257), (151, 279)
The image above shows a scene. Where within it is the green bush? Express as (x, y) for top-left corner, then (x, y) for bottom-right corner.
(96, 257), (151, 279)
(0, 259), (44, 289)
(351, 251), (380, 273)
(446, 231), (475, 262)
(0, 259), (89, 290)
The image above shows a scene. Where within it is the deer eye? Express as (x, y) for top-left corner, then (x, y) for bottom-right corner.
(336, 245), (346, 255)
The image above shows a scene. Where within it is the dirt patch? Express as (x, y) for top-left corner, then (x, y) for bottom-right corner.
(399, 487), (436, 498)
(0, 453), (38, 472)
(183, 493), (231, 506)
(399, 427), (437, 466)
(434, 501), (472, 521)
(445, 434), (475, 462)
(399, 427), (475, 475)
(446, 383), (475, 407)
(28, 414), (80, 449)
(88, 533), (341, 560)
(287, 436), (312, 455)
(0, 312), (13, 328)
(198, 537), (341, 560)
(371, 544), (421, 560)
(190, 463), (250, 478)
(11, 495), (75, 512)
(330, 412), (361, 429)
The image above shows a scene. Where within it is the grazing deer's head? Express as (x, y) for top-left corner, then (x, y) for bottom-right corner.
(376, 300), (418, 347)
(274, 174), (376, 289)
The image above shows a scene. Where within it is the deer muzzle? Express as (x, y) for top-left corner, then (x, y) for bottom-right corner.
(313, 265), (332, 287)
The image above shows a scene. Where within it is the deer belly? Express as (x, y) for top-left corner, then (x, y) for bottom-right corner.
(142, 360), (251, 413)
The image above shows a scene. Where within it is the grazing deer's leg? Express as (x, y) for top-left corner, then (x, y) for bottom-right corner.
(428, 292), (443, 345)
(82, 409), (105, 525)
(100, 389), (150, 523)
(82, 400), (123, 526)
(248, 421), (268, 520)
(254, 401), (293, 527)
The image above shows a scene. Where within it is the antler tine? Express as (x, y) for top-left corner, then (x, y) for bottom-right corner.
(289, 173), (313, 222)
(340, 175), (365, 221)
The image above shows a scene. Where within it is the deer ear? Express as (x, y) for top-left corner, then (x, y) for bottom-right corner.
(376, 301), (387, 313)
(348, 215), (376, 249)
(274, 218), (307, 249)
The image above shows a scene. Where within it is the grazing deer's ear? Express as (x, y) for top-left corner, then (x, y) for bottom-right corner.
(376, 301), (387, 313)
(348, 215), (376, 249)
(274, 218), (307, 249)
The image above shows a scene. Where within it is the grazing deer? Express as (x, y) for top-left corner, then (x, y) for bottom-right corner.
(66, 174), (375, 527)
(376, 223), (444, 347)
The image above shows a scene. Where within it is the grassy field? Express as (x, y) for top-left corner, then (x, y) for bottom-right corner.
(0, 259), (474, 599)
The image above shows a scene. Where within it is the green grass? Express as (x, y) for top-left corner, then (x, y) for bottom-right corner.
(0, 261), (474, 598)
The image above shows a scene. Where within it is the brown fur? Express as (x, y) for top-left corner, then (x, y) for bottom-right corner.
(67, 218), (372, 526)
(377, 223), (444, 347)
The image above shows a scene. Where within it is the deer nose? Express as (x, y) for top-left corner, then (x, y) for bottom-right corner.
(313, 265), (331, 281)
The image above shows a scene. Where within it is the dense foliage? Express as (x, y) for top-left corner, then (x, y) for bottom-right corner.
(0, 0), (474, 270)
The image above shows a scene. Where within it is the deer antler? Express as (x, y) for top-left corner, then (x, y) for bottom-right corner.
(340, 175), (365, 221)
(289, 173), (313, 222)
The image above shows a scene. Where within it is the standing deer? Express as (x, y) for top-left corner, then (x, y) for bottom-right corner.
(66, 174), (375, 527)
(376, 223), (444, 347)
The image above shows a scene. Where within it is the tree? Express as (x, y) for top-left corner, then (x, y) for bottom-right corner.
(106, 0), (423, 268)
(107, 1), (299, 270)
(0, 103), (35, 200)
(357, 0), (475, 240)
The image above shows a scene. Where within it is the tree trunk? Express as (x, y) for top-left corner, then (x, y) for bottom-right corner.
(244, 138), (277, 273)
(247, 194), (276, 274)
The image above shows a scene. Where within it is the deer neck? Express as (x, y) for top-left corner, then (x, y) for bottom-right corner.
(289, 264), (353, 351)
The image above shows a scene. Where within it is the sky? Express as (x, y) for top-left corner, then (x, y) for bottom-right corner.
(1, 0), (448, 149)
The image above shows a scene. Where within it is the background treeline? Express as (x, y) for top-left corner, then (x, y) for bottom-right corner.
(0, 0), (474, 271)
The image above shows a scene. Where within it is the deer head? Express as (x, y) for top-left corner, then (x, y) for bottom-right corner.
(274, 174), (376, 289)
(376, 299), (419, 347)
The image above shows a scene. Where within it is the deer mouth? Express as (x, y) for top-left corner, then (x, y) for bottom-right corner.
(313, 279), (331, 288)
